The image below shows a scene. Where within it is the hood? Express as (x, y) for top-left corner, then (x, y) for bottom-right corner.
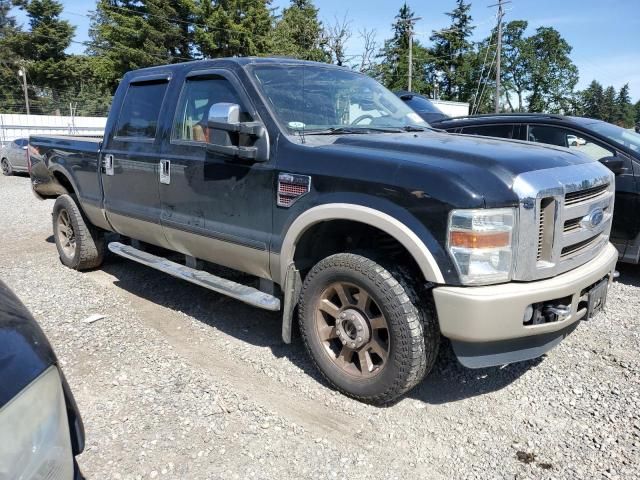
(322, 130), (595, 207)
(0, 281), (56, 408)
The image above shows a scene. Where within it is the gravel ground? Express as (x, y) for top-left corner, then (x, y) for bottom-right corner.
(1, 173), (639, 480)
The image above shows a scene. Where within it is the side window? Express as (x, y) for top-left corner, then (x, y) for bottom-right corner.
(173, 76), (250, 143)
(115, 80), (168, 138)
(528, 125), (614, 161)
(462, 124), (516, 139)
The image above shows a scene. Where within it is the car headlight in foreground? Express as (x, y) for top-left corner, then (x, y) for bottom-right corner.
(447, 208), (516, 285)
(0, 366), (73, 480)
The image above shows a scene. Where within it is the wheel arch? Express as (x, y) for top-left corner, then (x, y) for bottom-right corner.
(279, 203), (446, 285)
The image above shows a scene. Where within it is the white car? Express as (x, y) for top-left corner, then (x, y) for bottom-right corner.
(1, 137), (29, 175)
(567, 134), (586, 147)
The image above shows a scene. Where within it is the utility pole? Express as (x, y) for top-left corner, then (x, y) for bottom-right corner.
(18, 66), (30, 115)
(490, 0), (510, 113)
(402, 16), (422, 92)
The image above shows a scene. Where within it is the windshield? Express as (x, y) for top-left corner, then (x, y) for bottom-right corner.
(586, 121), (640, 155)
(250, 64), (428, 133)
(402, 95), (442, 114)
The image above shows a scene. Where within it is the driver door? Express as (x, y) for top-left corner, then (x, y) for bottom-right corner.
(158, 70), (274, 279)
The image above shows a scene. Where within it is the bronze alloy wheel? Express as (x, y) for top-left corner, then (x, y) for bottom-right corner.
(315, 281), (390, 378)
(56, 209), (77, 258)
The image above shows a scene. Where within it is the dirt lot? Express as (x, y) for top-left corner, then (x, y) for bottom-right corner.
(1, 173), (639, 480)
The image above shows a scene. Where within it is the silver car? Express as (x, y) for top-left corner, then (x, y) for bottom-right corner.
(1, 138), (29, 175)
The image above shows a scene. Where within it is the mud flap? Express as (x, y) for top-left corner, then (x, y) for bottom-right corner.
(282, 263), (301, 343)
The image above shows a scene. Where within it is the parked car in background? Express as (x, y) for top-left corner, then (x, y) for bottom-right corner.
(432, 114), (640, 264)
(1, 137), (29, 175)
(0, 280), (85, 479)
(395, 91), (449, 123)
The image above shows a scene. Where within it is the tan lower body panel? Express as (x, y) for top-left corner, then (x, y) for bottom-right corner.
(433, 243), (618, 343)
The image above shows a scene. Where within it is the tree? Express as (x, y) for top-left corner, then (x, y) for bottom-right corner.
(615, 83), (635, 127)
(269, 0), (328, 62)
(194, 0), (272, 58)
(429, 0), (475, 101)
(635, 100), (640, 125)
(90, 0), (196, 91)
(355, 28), (377, 74)
(0, 0), (25, 113)
(376, 3), (429, 93)
(526, 27), (578, 113)
(601, 86), (619, 124)
(500, 20), (530, 112)
(324, 14), (351, 66)
(10, 0), (75, 108)
(580, 80), (605, 119)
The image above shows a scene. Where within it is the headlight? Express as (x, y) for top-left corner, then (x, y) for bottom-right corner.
(0, 366), (74, 480)
(447, 208), (516, 285)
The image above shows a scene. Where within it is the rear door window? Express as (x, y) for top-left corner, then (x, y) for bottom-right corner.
(115, 80), (169, 139)
(527, 125), (614, 161)
(461, 124), (517, 140)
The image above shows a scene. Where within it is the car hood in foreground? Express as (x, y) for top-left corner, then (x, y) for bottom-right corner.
(0, 281), (56, 408)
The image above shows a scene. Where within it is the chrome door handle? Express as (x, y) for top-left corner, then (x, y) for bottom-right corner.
(103, 154), (114, 176)
(159, 159), (170, 185)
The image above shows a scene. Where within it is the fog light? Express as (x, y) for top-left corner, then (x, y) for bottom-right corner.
(523, 304), (534, 324)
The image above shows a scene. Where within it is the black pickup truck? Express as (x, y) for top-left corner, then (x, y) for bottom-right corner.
(29, 58), (618, 404)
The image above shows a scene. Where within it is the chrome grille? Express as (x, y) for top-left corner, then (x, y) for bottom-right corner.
(512, 163), (615, 281)
(565, 183), (609, 206)
(537, 210), (544, 260)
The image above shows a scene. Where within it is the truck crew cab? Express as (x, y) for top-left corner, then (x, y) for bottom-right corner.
(29, 58), (618, 404)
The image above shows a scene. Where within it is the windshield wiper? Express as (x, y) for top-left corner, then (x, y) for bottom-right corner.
(305, 127), (378, 135)
(402, 125), (427, 132)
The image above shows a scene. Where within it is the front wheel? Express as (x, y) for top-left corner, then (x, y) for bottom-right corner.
(1, 158), (12, 176)
(52, 194), (105, 270)
(298, 253), (439, 404)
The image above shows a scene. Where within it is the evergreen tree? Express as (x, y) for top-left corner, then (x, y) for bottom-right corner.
(376, 3), (429, 93)
(601, 86), (619, 123)
(270, 0), (329, 62)
(10, 0), (75, 109)
(195, 0), (272, 58)
(580, 80), (605, 119)
(616, 83), (635, 127)
(635, 100), (640, 126)
(90, 0), (196, 91)
(429, 0), (475, 101)
(0, 0), (25, 113)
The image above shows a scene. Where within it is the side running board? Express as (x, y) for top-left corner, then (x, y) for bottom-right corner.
(107, 242), (280, 311)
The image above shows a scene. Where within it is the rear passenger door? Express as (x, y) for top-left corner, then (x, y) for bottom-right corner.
(101, 75), (172, 248)
(9, 139), (28, 169)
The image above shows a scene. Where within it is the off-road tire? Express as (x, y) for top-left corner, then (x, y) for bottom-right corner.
(1, 158), (12, 176)
(298, 253), (439, 405)
(52, 194), (105, 270)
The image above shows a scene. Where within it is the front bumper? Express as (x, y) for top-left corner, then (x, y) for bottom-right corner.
(433, 243), (618, 367)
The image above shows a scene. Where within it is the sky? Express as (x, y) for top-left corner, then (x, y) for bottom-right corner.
(12, 0), (640, 101)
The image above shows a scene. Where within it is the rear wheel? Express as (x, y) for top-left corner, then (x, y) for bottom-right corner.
(53, 194), (105, 270)
(298, 253), (438, 404)
(1, 158), (12, 176)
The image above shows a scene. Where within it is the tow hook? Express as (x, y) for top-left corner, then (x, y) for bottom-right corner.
(543, 305), (571, 319)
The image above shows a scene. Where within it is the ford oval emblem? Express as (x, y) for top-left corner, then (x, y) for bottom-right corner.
(581, 208), (605, 230)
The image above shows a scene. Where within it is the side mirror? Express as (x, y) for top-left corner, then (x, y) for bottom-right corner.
(206, 103), (269, 163)
(208, 102), (240, 125)
(599, 156), (625, 175)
